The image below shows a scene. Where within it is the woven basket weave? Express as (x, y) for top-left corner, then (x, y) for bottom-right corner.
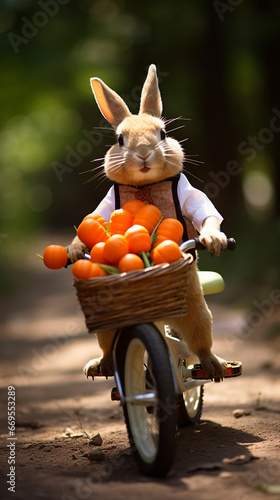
(73, 255), (190, 333)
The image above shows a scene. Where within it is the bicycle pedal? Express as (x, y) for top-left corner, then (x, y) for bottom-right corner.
(191, 361), (242, 380)
(111, 387), (120, 401)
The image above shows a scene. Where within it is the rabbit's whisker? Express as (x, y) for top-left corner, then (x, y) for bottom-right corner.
(85, 171), (108, 186)
(89, 176), (109, 189)
(183, 167), (203, 183)
(85, 173), (105, 184)
(84, 167), (106, 179)
(184, 157), (204, 165)
(110, 155), (125, 162)
(91, 126), (113, 131)
(164, 116), (191, 126)
(90, 157), (105, 163)
(109, 162), (126, 173)
(80, 164), (105, 174)
(167, 125), (185, 134)
(164, 116), (182, 125)
(107, 153), (125, 160)
(109, 157), (125, 165)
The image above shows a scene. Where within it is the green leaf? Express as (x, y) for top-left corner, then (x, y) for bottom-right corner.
(93, 263), (120, 274)
(150, 216), (163, 246)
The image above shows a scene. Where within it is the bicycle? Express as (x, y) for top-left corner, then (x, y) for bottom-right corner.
(74, 237), (241, 477)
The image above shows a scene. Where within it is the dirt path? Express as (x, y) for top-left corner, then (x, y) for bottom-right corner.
(0, 243), (280, 500)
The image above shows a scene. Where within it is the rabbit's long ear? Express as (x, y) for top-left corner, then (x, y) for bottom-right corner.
(90, 78), (131, 129)
(139, 64), (162, 118)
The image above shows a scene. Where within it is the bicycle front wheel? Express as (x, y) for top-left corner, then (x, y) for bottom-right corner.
(116, 323), (177, 477)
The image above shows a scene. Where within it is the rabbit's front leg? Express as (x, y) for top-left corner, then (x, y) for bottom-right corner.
(168, 264), (227, 379)
(199, 216), (227, 256)
(83, 330), (115, 378)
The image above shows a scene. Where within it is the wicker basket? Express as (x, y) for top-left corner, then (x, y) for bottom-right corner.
(73, 255), (191, 333)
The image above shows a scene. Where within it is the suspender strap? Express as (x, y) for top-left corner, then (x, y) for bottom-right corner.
(171, 175), (188, 242)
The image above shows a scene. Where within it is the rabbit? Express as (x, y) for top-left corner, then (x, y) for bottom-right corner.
(67, 64), (228, 380)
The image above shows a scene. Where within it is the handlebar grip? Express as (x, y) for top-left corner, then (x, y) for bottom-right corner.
(194, 237), (236, 251)
(193, 237), (206, 251)
(226, 238), (236, 251)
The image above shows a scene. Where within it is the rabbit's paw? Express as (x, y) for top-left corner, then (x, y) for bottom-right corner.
(199, 229), (227, 256)
(83, 355), (114, 378)
(198, 351), (227, 380)
(66, 243), (85, 263)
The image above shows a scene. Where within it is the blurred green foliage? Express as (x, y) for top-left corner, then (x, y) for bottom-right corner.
(0, 0), (279, 301)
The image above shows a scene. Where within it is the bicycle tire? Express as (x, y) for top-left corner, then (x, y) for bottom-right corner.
(115, 323), (177, 477)
(176, 385), (204, 427)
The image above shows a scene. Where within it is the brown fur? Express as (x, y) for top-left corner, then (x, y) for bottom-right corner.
(68, 65), (228, 379)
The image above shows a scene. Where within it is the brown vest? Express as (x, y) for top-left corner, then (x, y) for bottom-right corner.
(114, 175), (198, 246)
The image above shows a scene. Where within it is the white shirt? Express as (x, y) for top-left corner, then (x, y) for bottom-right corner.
(93, 173), (223, 233)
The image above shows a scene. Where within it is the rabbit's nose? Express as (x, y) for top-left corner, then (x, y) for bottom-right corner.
(135, 142), (152, 160)
(136, 152), (151, 160)
(136, 147), (152, 160)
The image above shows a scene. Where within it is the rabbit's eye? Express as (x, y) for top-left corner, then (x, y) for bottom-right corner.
(118, 134), (124, 146)
(160, 129), (166, 141)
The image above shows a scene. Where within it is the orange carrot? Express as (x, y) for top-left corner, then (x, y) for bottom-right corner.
(82, 213), (107, 229)
(43, 245), (68, 270)
(104, 234), (129, 264)
(109, 209), (133, 235)
(133, 204), (162, 234)
(124, 225), (151, 254)
(72, 260), (107, 279)
(157, 218), (183, 243)
(151, 240), (183, 265)
(118, 254), (145, 273)
(77, 218), (109, 248)
(122, 199), (145, 216)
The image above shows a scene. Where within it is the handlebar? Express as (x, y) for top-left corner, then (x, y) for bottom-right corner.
(179, 237), (236, 254)
(66, 239), (236, 267)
